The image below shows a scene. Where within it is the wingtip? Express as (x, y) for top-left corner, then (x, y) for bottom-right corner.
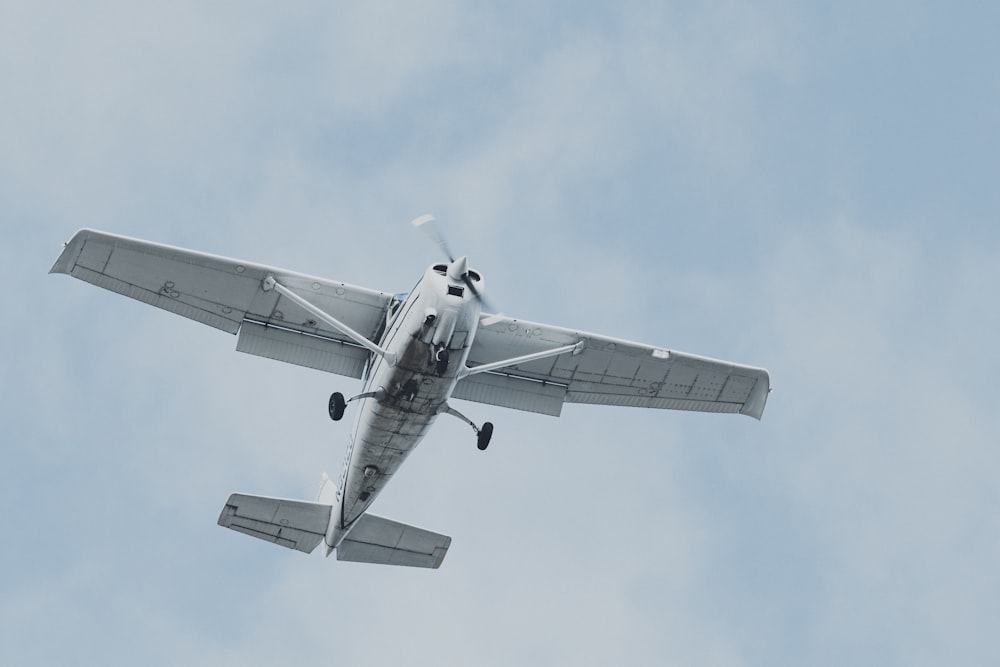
(49, 243), (72, 275)
(741, 379), (771, 420)
(50, 229), (94, 275)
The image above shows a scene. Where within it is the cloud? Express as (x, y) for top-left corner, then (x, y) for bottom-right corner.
(6, 2), (1000, 665)
(711, 218), (1000, 663)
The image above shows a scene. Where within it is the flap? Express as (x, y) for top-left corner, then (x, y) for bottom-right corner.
(452, 371), (566, 416)
(236, 320), (370, 378)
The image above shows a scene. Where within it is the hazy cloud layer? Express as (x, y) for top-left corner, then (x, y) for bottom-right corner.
(3, 1), (998, 665)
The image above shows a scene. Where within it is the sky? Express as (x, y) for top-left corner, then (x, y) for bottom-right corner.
(3, 1), (999, 665)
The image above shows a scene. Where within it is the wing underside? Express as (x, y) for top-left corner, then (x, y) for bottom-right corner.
(456, 315), (771, 419)
(50, 229), (391, 377)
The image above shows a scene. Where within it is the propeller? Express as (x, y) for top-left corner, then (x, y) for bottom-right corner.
(410, 214), (503, 323)
(411, 214), (455, 262)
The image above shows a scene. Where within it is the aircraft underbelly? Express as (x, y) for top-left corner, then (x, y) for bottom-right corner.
(340, 347), (460, 525)
(335, 279), (480, 532)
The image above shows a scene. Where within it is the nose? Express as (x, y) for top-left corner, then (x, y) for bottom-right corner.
(447, 256), (468, 282)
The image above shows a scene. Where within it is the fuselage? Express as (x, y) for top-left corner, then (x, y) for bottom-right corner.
(324, 261), (483, 552)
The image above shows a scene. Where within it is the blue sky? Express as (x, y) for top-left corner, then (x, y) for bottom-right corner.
(3, 2), (999, 665)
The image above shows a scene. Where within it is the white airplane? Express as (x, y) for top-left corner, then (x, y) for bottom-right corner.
(51, 220), (771, 569)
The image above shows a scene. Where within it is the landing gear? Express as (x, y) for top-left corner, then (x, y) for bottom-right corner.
(441, 404), (494, 452)
(477, 422), (494, 451)
(327, 387), (386, 422)
(328, 392), (347, 421)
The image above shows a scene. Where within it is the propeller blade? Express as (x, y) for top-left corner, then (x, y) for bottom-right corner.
(411, 214), (455, 262)
(462, 274), (500, 314)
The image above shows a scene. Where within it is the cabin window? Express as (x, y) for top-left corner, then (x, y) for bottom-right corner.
(388, 293), (406, 319)
(448, 285), (464, 297)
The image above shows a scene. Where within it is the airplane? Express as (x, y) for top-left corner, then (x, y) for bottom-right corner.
(50, 219), (771, 569)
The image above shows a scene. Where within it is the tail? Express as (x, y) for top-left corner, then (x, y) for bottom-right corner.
(315, 471), (338, 505)
(217, 492), (331, 554)
(217, 475), (452, 568)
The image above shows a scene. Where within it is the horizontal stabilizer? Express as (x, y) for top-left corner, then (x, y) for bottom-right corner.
(338, 514), (451, 569)
(218, 493), (331, 554)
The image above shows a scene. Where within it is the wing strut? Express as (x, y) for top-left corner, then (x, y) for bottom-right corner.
(263, 275), (396, 365)
(457, 340), (584, 379)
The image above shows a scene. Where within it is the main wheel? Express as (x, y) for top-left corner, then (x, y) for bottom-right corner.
(329, 392), (347, 421)
(477, 422), (494, 451)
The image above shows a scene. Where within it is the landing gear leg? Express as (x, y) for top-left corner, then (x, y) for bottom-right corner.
(328, 387), (386, 422)
(441, 404), (494, 451)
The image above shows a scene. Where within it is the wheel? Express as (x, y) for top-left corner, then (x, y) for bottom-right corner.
(329, 392), (347, 421)
(477, 422), (494, 451)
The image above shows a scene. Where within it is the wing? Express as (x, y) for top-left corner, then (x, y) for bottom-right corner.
(454, 315), (771, 419)
(51, 229), (394, 378)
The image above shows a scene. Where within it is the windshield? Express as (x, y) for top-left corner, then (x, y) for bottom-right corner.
(388, 292), (408, 320)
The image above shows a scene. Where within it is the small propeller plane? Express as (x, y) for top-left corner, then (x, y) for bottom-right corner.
(51, 219), (770, 569)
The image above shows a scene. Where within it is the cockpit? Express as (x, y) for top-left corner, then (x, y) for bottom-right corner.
(388, 292), (408, 320)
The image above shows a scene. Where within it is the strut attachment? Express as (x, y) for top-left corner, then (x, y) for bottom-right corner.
(263, 274), (396, 366)
(457, 340), (584, 379)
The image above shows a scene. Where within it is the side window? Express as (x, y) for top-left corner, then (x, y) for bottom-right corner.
(388, 293), (407, 322)
(380, 286), (416, 345)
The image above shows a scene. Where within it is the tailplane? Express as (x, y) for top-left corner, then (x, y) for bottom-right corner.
(336, 513), (451, 568)
(218, 483), (451, 568)
(218, 493), (331, 554)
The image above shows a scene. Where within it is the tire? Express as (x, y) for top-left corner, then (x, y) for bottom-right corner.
(477, 421), (494, 450)
(329, 392), (347, 421)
